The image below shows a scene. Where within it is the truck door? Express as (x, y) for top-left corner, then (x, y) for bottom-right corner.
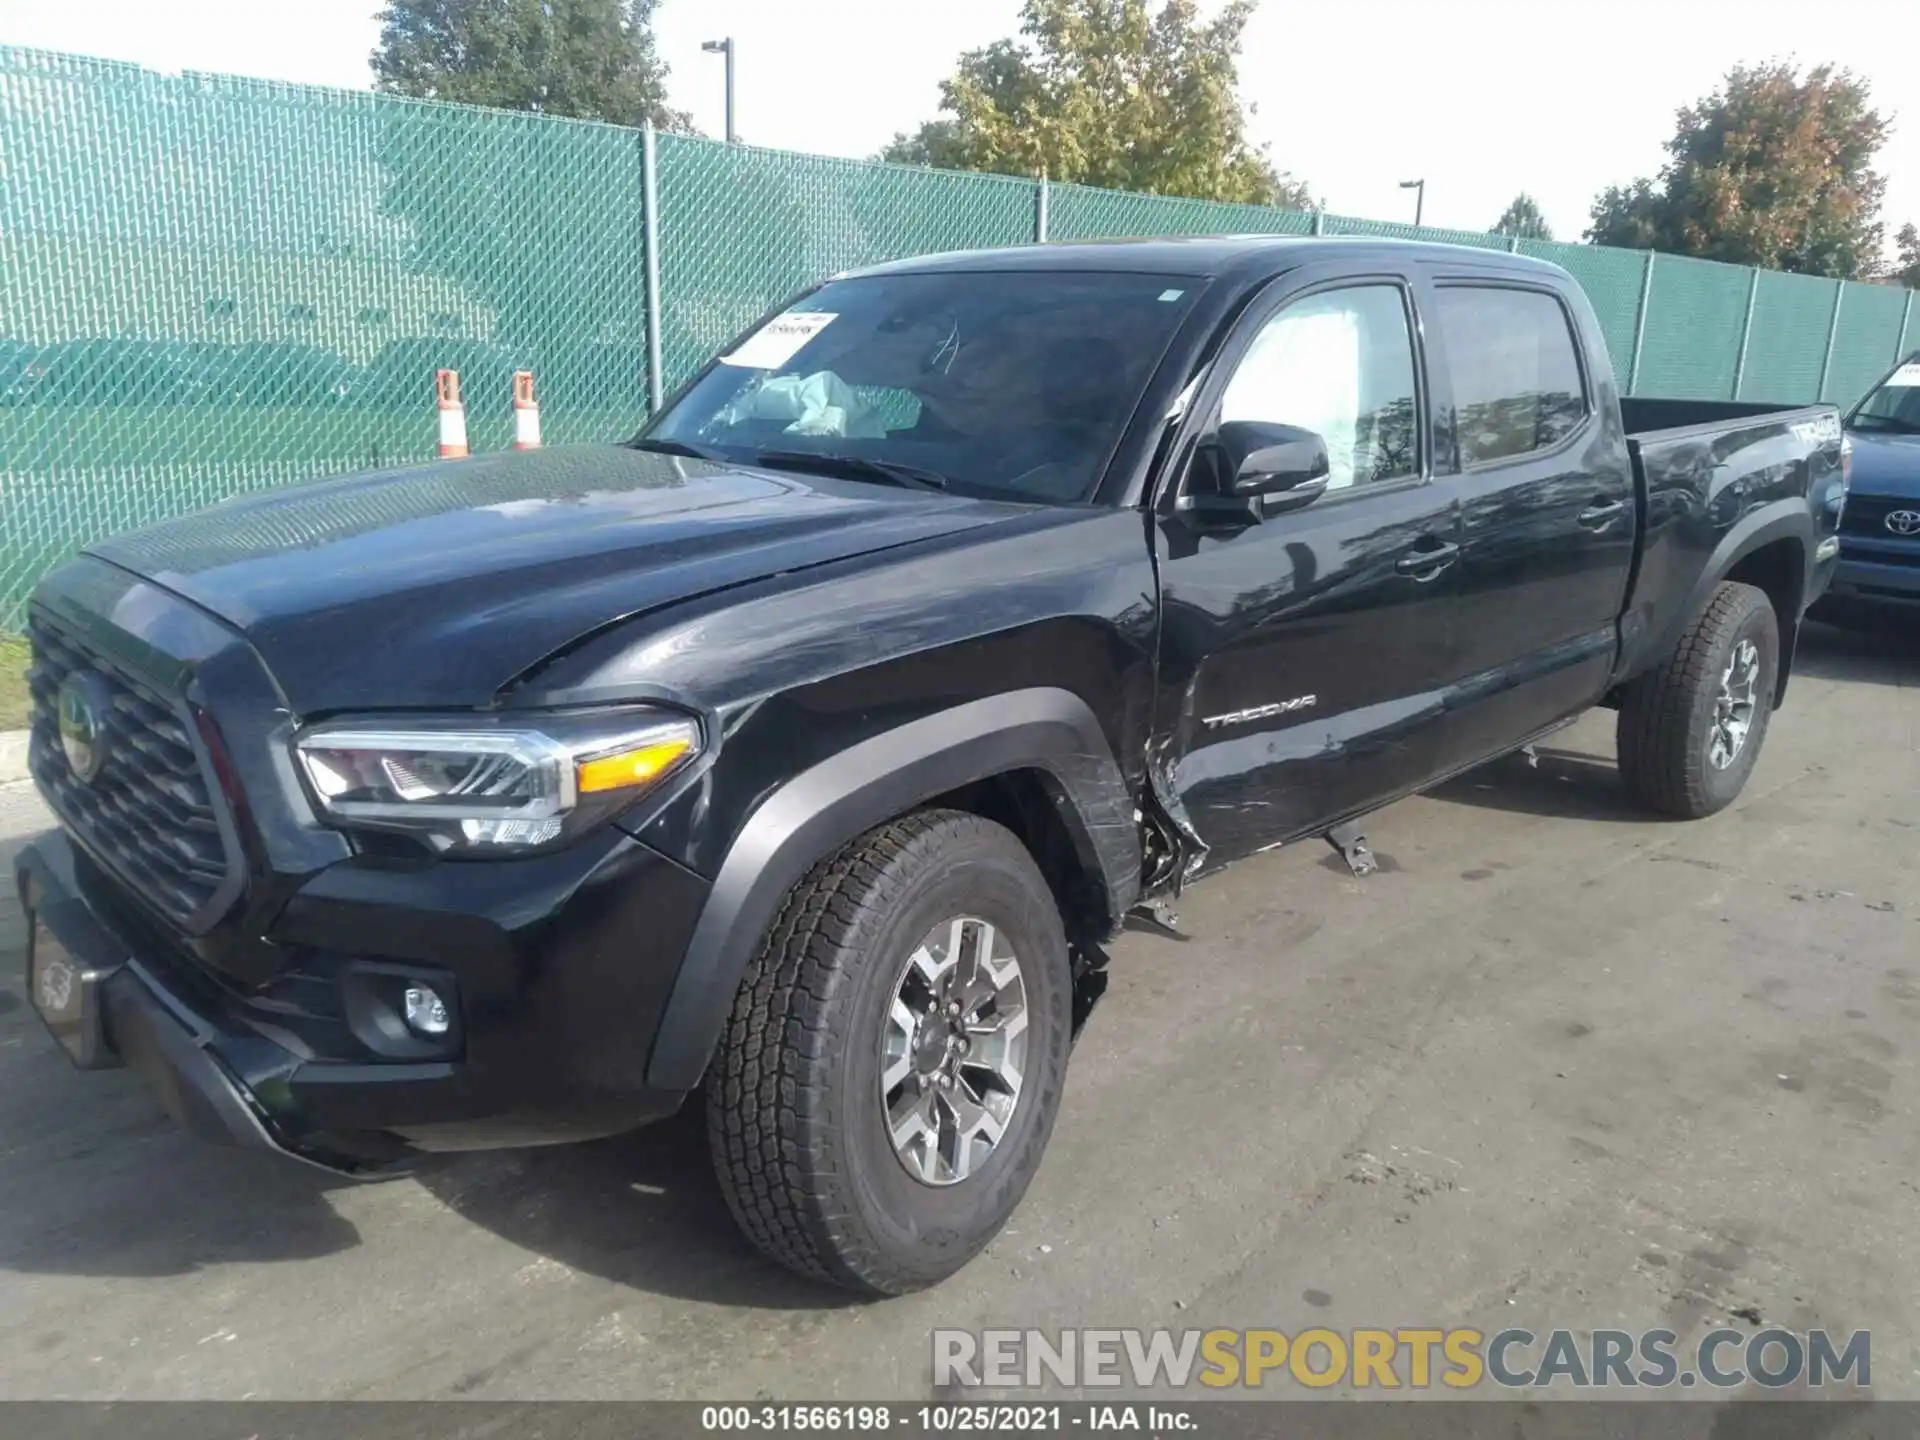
(1418, 275), (1636, 772)
(1151, 267), (1460, 872)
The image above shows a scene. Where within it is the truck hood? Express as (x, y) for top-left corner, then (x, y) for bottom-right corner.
(1844, 428), (1920, 499)
(86, 445), (1017, 714)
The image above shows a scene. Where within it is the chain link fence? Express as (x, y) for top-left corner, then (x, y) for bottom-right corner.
(4, 43), (1917, 628)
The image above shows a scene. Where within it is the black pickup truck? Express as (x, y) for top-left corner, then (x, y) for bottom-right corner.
(16, 237), (1846, 1295)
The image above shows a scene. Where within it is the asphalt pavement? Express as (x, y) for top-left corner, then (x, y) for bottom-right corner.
(0, 621), (1915, 1401)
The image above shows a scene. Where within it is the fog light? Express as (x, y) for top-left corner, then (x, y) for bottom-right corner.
(403, 985), (450, 1037)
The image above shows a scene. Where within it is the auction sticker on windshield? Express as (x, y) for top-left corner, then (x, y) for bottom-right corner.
(1886, 362), (1920, 388)
(722, 312), (838, 369)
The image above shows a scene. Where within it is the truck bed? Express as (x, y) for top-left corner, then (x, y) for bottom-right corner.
(1611, 396), (1844, 691)
(1619, 396), (1832, 435)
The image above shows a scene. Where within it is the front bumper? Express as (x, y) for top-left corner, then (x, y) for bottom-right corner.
(18, 559), (725, 1174)
(16, 825), (706, 1174)
(1822, 551), (1920, 610)
(18, 837), (322, 1161)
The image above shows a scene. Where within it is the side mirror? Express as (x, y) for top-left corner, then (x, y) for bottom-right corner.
(1176, 421), (1332, 530)
(1223, 421), (1331, 508)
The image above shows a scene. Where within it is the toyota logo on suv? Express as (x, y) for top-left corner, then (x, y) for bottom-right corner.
(1887, 509), (1920, 537)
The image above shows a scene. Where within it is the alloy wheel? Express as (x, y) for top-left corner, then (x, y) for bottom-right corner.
(1708, 638), (1761, 770)
(880, 916), (1029, 1186)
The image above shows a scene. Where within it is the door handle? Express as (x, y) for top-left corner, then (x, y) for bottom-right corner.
(1395, 541), (1459, 580)
(1578, 498), (1627, 529)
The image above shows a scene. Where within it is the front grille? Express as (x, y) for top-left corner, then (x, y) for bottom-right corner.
(27, 613), (235, 925)
(1841, 495), (1920, 540)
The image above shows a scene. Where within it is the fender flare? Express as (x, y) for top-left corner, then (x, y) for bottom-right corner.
(1642, 503), (1813, 707)
(645, 687), (1141, 1090)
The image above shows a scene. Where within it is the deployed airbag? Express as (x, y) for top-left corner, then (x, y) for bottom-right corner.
(719, 371), (885, 439)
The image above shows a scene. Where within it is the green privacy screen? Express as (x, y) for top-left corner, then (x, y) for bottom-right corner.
(2, 45), (1916, 627)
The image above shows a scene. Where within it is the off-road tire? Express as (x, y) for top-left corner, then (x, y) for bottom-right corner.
(1616, 581), (1779, 819)
(707, 809), (1072, 1295)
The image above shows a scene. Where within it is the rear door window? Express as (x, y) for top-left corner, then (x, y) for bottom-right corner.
(1435, 287), (1587, 466)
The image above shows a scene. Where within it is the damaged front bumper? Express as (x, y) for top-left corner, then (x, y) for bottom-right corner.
(15, 827), (700, 1176)
(17, 835), (390, 1175)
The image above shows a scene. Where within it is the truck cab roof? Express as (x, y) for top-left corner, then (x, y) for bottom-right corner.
(848, 234), (1571, 289)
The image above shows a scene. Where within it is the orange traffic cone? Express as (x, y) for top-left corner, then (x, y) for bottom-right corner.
(436, 369), (468, 459)
(513, 370), (542, 451)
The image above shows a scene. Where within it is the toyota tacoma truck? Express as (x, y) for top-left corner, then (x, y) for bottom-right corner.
(15, 237), (1846, 1294)
(1812, 350), (1920, 624)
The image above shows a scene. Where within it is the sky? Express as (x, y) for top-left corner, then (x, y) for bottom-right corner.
(0, 0), (1913, 252)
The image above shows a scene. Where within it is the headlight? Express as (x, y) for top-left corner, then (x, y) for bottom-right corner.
(293, 709), (701, 854)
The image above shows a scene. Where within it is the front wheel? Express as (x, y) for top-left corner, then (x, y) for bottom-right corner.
(707, 810), (1073, 1294)
(1616, 580), (1780, 819)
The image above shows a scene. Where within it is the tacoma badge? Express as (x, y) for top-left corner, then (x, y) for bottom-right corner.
(1201, 695), (1318, 730)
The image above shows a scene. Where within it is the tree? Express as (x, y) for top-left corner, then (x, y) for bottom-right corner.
(1584, 62), (1888, 280)
(1891, 223), (1920, 290)
(1492, 193), (1552, 242)
(1585, 178), (1664, 252)
(371, 0), (691, 130)
(882, 0), (1312, 209)
(881, 121), (962, 169)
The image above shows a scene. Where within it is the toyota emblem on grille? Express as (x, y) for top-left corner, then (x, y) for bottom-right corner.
(1887, 509), (1920, 536)
(56, 673), (112, 785)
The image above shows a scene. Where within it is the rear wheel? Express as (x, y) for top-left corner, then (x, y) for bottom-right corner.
(1616, 581), (1779, 819)
(707, 810), (1072, 1294)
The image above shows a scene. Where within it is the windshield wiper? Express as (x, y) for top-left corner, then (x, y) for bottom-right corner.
(751, 449), (949, 492)
(632, 436), (728, 462)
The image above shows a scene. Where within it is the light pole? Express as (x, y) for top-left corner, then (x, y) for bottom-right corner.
(701, 38), (736, 144)
(1400, 179), (1425, 228)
